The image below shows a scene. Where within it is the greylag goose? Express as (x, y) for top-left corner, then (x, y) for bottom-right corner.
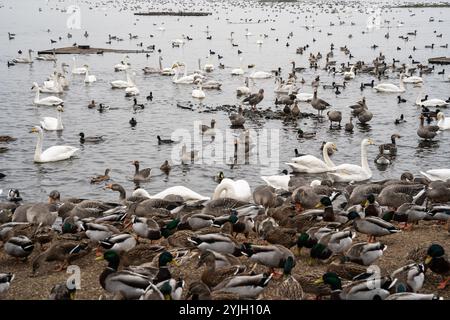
(344, 116), (354, 132)
(132, 160), (151, 182)
(327, 110), (342, 128)
(310, 90), (330, 116)
(229, 106), (245, 127)
(242, 89), (264, 110)
(417, 115), (439, 140)
(381, 134), (401, 156)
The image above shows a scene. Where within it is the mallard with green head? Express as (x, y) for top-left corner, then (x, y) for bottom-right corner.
(127, 215), (161, 241)
(362, 194), (382, 217)
(347, 211), (400, 242)
(382, 203), (428, 230)
(4, 235), (34, 260)
(341, 242), (386, 266)
(213, 272), (273, 299)
(177, 213), (215, 231)
(187, 233), (243, 256)
(99, 233), (137, 253)
(241, 243), (296, 277)
(424, 244), (449, 289)
(318, 230), (355, 254)
(390, 263), (425, 293)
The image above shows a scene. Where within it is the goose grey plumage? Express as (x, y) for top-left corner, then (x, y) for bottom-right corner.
(327, 110), (342, 128)
(381, 134), (401, 156)
(417, 115), (439, 140)
(242, 89), (264, 110)
(132, 160), (151, 182)
(229, 106), (245, 127)
(310, 90), (330, 116)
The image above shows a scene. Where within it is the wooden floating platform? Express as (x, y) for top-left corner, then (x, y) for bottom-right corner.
(134, 11), (211, 16)
(428, 57), (450, 65)
(37, 46), (152, 55)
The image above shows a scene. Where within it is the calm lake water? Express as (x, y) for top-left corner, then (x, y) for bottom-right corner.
(0, 0), (449, 202)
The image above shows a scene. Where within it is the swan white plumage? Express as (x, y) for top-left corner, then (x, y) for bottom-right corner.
(13, 49), (33, 64)
(192, 83), (205, 99)
(212, 178), (252, 202)
(114, 55), (130, 72)
(327, 138), (375, 182)
(436, 112), (450, 130)
(84, 65), (97, 83)
(286, 142), (337, 173)
(110, 70), (133, 88)
(40, 106), (64, 131)
(30, 126), (78, 163)
(374, 75), (405, 93)
(415, 91), (448, 107)
(261, 173), (291, 191)
(231, 57), (245, 75)
(420, 169), (450, 181)
(71, 57), (87, 75)
(343, 65), (355, 80)
(274, 79), (298, 94)
(125, 85), (140, 97)
(249, 71), (272, 79)
(296, 92), (314, 102)
(403, 76), (423, 84)
(133, 186), (210, 201)
(40, 73), (63, 94)
(203, 54), (214, 72)
(237, 77), (251, 96)
(31, 82), (64, 106)
(172, 64), (198, 84)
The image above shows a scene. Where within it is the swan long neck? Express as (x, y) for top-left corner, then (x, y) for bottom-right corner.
(399, 76), (404, 90)
(34, 130), (43, 161)
(57, 111), (63, 130)
(213, 180), (235, 200)
(361, 142), (371, 173)
(34, 87), (40, 102)
(323, 143), (335, 167)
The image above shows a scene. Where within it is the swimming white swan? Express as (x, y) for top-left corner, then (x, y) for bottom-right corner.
(203, 54), (214, 72)
(327, 138), (375, 183)
(124, 73), (140, 96)
(237, 77), (251, 96)
(374, 75), (405, 93)
(192, 83), (205, 99)
(261, 172), (291, 191)
(296, 92), (314, 102)
(436, 112), (450, 130)
(84, 65), (97, 83)
(286, 142), (337, 173)
(172, 64), (197, 84)
(31, 82), (64, 106)
(133, 186), (210, 201)
(71, 57), (87, 75)
(13, 49), (33, 64)
(30, 126), (78, 163)
(40, 106), (64, 131)
(420, 169), (450, 181)
(110, 70), (133, 88)
(249, 71), (272, 79)
(403, 75), (423, 84)
(40, 73), (63, 94)
(114, 55), (130, 72)
(143, 56), (164, 74)
(212, 178), (252, 202)
(343, 65), (355, 80)
(274, 79), (298, 94)
(231, 57), (245, 75)
(415, 91), (448, 107)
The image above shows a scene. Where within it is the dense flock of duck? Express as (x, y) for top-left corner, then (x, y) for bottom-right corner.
(1, 0), (450, 300)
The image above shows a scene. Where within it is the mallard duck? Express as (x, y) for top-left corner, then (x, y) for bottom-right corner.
(263, 224), (298, 248)
(363, 194), (382, 217)
(342, 242), (386, 266)
(141, 278), (184, 300)
(120, 244), (164, 267)
(390, 263), (425, 293)
(383, 203), (428, 230)
(79, 132), (104, 144)
(213, 272), (273, 299)
(424, 244), (449, 289)
(99, 233), (137, 253)
(0, 273), (14, 294)
(160, 160), (171, 174)
(313, 196), (347, 223)
(90, 169), (111, 184)
(326, 260), (368, 280)
(49, 282), (77, 300)
(4, 235), (34, 260)
(197, 250), (245, 288)
(386, 293), (443, 300)
(188, 233), (242, 256)
(132, 160), (151, 182)
(241, 243), (296, 276)
(32, 241), (90, 274)
(318, 230), (355, 254)
(187, 281), (240, 300)
(272, 276), (304, 300)
(214, 211), (254, 238)
(314, 272), (391, 300)
(96, 250), (152, 299)
(347, 211), (400, 242)
(128, 215), (161, 241)
(177, 213), (215, 231)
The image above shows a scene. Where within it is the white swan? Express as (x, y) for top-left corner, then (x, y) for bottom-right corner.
(286, 142), (337, 173)
(203, 54), (214, 72)
(110, 70), (133, 88)
(436, 112), (450, 130)
(274, 79), (298, 94)
(236, 77), (251, 96)
(415, 91), (448, 107)
(192, 83), (205, 99)
(40, 73), (63, 94)
(40, 106), (64, 131)
(296, 92), (314, 102)
(343, 65), (355, 80)
(212, 178), (252, 202)
(30, 126), (78, 163)
(13, 49), (33, 64)
(125, 85), (140, 97)
(231, 57), (245, 75)
(420, 169), (450, 181)
(403, 75), (423, 84)
(172, 65), (197, 84)
(261, 172), (291, 191)
(374, 75), (405, 93)
(31, 82), (64, 106)
(84, 65), (97, 83)
(249, 71), (272, 79)
(71, 57), (87, 75)
(160, 58), (175, 76)
(327, 138), (375, 183)
(133, 186), (210, 201)
(114, 55), (130, 72)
